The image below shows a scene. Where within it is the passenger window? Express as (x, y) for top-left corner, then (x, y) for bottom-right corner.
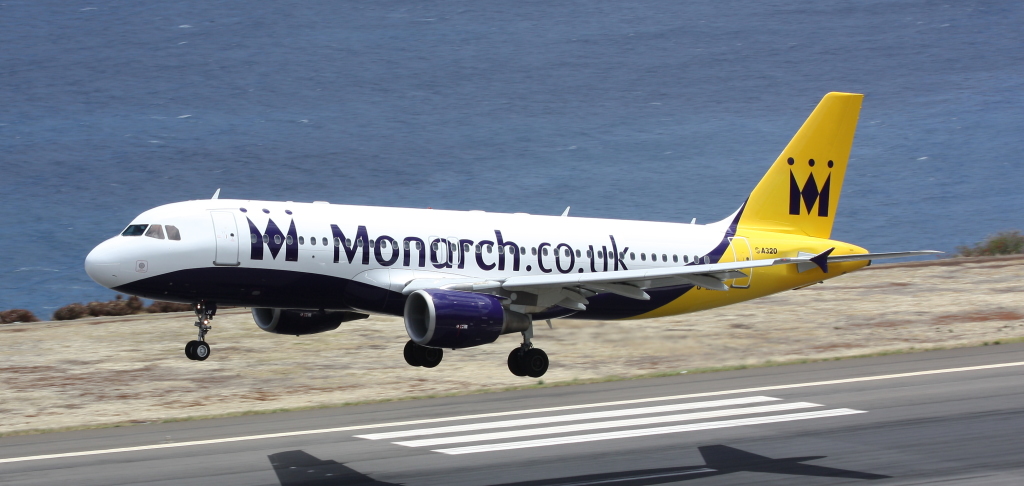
(166, 225), (181, 241)
(464, 243), (471, 252)
(274, 235), (283, 245)
(531, 247), (537, 256)
(322, 237), (328, 246)
(286, 235), (294, 245)
(683, 255), (689, 263)
(641, 253), (646, 261)
(498, 246), (504, 254)
(121, 224), (148, 236)
(381, 240), (387, 249)
(310, 236), (316, 246)
(520, 247), (526, 255)
(673, 255), (679, 263)
(299, 236), (305, 245)
(587, 250), (593, 258)
(431, 241), (438, 251)
(487, 244), (493, 254)
(250, 234), (257, 244)
(144, 224), (164, 239)
(662, 254), (667, 262)
(416, 241), (422, 250)
(575, 249), (581, 258)
(542, 247), (549, 256)
(630, 252), (635, 260)
(335, 237), (342, 247)
(369, 239), (375, 248)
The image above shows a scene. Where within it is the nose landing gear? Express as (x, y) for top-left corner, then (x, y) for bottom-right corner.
(185, 301), (216, 361)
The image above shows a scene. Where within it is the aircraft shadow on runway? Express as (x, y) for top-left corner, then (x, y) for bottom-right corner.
(492, 445), (890, 485)
(269, 445), (888, 486)
(268, 450), (401, 486)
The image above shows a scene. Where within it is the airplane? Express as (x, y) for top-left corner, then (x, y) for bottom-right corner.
(84, 92), (938, 378)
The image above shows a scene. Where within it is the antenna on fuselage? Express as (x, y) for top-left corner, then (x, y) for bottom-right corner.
(561, 206), (570, 217)
(211, 188), (221, 200)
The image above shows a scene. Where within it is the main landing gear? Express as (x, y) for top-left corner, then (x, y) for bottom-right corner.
(185, 301), (216, 361)
(507, 321), (548, 378)
(404, 340), (443, 368)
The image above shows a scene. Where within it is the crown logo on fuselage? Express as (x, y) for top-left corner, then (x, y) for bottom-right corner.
(788, 157), (832, 217)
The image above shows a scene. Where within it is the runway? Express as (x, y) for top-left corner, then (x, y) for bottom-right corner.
(3, 344), (1024, 485)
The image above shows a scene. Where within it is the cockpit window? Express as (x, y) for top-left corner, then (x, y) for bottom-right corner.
(166, 225), (181, 240)
(145, 224), (165, 239)
(122, 224), (148, 236)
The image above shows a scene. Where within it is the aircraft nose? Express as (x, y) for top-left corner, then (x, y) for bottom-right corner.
(85, 239), (122, 289)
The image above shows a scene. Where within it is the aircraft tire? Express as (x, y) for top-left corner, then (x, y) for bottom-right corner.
(404, 340), (423, 367)
(420, 347), (443, 368)
(193, 341), (211, 361)
(522, 348), (549, 378)
(507, 348), (527, 377)
(185, 340), (199, 360)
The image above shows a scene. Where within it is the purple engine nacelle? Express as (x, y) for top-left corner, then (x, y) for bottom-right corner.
(404, 289), (532, 349)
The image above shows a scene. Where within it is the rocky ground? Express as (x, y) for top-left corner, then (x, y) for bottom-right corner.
(2, 256), (1023, 435)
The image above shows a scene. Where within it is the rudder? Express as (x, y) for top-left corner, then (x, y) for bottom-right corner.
(737, 92), (863, 239)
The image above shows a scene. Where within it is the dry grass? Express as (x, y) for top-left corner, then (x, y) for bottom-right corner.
(1, 256), (1022, 436)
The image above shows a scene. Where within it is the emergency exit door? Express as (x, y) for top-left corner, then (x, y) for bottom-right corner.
(728, 236), (752, 288)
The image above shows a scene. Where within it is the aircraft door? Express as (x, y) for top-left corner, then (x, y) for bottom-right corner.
(428, 236), (448, 267)
(448, 237), (461, 268)
(211, 211), (240, 266)
(728, 236), (752, 288)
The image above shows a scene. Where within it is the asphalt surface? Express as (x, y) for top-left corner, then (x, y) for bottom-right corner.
(2, 343), (1024, 485)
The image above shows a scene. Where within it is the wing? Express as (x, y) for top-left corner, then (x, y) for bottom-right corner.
(400, 249), (940, 311)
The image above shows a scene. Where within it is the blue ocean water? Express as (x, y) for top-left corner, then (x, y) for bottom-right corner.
(1, 1), (1022, 318)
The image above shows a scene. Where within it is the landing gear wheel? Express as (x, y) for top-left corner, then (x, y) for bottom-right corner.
(185, 340), (199, 360)
(522, 348), (549, 378)
(185, 300), (217, 361)
(404, 340), (443, 368)
(193, 341), (211, 361)
(507, 348), (527, 377)
(419, 346), (443, 368)
(404, 340), (422, 367)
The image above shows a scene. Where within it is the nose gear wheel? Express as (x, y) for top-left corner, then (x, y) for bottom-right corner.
(184, 301), (216, 361)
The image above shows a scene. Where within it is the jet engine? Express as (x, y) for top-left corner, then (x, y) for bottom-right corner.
(404, 289), (531, 349)
(252, 308), (368, 336)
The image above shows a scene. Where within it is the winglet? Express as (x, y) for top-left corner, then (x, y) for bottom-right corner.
(211, 188), (221, 200)
(810, 247), (835, 273)
(561, 206), (570, 217)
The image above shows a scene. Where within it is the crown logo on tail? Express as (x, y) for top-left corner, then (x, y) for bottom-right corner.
(787, 158), (832, 217)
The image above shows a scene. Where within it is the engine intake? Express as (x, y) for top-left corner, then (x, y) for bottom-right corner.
(253, 308), (368, 336)
(404, 289), (531, 349)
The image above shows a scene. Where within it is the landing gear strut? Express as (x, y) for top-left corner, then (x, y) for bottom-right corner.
(404, 340), (443, 368)
(185, 301), (216, 361)
(508, 321), (548, 378)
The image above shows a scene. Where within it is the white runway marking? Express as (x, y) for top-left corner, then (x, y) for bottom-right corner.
(1, 360), (1020, 464)
(356, 395), (779, 441)
(434, 409), (866, 455)
(394, 402), (822, 448)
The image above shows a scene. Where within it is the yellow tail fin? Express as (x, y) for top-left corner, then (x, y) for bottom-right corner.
(737, 92), (863, 239)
